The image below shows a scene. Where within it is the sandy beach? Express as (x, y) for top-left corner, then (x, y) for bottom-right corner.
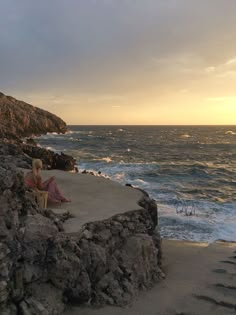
(64, 240), (236, 315)
(36, 170), (236, 315)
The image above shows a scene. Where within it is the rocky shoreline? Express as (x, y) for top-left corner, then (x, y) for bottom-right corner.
(0, 91), (76, 171)
(0, 162), (163, 315)
(0, 92), (163, 314)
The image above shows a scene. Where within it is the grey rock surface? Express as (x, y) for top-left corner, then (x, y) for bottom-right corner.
(0, 161), (163, 314)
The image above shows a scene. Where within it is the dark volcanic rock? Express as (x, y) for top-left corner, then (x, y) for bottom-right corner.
(0, 141), (76, 171)
(0, 92), (67, 140)
(22, 144), (76, 171)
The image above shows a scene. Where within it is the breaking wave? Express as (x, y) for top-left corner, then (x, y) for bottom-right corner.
(35, 125), (236, 242)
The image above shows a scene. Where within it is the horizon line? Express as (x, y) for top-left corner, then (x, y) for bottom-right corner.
(67, 124), (236, 127)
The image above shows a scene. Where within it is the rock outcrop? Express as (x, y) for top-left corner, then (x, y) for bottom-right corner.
(0, 162), (163, 314)
(0, 92), (76, 171)
(0, 142), (76, 171)
(21, 144), (76, 171)
(0, 92), (67, 140)
(0, 92), (163, 314)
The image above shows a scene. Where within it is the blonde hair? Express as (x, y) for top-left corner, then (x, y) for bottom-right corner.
(32, 159), (43, 176)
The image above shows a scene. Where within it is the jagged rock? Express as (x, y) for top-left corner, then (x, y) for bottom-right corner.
(0, 92), (76, 171)
(19, 298), (49, 315)
(0, 161), (163, 314)
(0, 92), (67, 140)
(0, 142), (76, 171)
(46, 208), (163, 307)
(21, 144), (76, 171)
(25, 138), (37, 146)
(0, 143), (32, 169)
(21, 283), (64, 315)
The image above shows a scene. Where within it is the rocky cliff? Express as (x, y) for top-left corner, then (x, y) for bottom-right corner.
(0, 92), (76, 171)
(0, 92), (67, 140)
(0, 92), (163, 314)
(0, 162), (163, 314)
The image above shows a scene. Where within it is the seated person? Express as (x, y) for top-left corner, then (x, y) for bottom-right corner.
(25, 159), (70, 204)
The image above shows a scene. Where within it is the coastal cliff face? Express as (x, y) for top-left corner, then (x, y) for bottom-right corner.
(0, 162), (163, 314)
(0, 92), (76, 171)
(0, 92), (67, 140)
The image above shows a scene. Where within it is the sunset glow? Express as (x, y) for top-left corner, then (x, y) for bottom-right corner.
(1, 0), (236, 125)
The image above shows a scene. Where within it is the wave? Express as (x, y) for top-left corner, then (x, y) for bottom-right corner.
(225, 130), (236, 135)
(180, 134), (191, 138)
(47, 132), (58, 135)
(93, 157), (113, 163)
(45, 146), (57, 152)
(34, 125), (236, 242)
(159, 201), (236, 242)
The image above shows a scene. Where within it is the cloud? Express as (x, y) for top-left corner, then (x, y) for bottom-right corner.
(203, 54), (236, 81)
(225, 57), (236, 66)
(206, 96), (236, 102)
(205, 66), (216, 73)
(1, 0), (236, 101)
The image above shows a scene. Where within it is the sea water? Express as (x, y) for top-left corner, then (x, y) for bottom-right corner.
(35, 125), (236, 243)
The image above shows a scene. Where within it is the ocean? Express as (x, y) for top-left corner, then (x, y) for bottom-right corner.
(35, 125), (236, 243)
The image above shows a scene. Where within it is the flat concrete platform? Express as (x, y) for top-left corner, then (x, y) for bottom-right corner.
(33, 170), (143, 233)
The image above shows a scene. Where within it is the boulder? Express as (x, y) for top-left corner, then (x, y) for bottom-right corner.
(0, 142), (76, 171)
(21, 144), (76, 171)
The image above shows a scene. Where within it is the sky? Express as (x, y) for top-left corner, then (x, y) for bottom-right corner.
(1, 0), (236, 125)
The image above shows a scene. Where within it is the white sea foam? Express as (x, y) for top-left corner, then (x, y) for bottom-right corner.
(113, 172), (126, 181)
(46, 146), (56, 151)
(43, 132), (59, 136)
(225, 130), (236, 135)
(66, 130), (81, 134)
(214, 222), (236, 242)
(132, 178), (148, 185)
(158, 200), (236, 243)
(180, 134), (191, 138)
(36, 125), (236, 243)
(93, 157), (113, 163)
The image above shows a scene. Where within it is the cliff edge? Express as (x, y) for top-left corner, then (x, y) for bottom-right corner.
(0, 92), (67, 140)
(0, 92), (75, 171)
